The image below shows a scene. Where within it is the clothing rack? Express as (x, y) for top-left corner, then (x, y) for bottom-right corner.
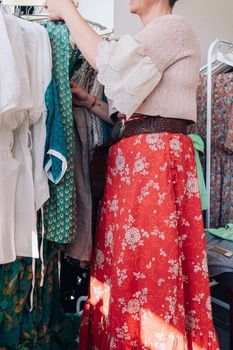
(1, 0), (46, 18)
(3, 0), (78, 4)
(86, 19), (107, 32)
(206, 39), (233, 228)
(2, 0), (112, 34)
(2, 0), (44, 5)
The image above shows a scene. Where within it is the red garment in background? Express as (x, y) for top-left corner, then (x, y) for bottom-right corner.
(80, 133), (219, 350)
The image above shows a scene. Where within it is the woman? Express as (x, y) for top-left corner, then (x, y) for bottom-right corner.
(46, 0), (219, 349)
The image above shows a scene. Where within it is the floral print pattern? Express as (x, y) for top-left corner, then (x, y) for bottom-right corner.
(43, 22), (78, 243)
(189, 73), (233, 227)
(80, 133), (219, 350)
(0, 241), (70, 349)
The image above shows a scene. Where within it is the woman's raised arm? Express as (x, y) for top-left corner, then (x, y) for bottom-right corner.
(45, 0), (103, 70)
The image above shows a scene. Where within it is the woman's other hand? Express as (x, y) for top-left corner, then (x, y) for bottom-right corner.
(44, 0), (76, 21)
(70, 82), (113, 124)
(70, 81), (94, 109)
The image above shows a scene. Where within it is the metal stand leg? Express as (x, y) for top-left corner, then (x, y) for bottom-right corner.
(230, 289), (233, 350)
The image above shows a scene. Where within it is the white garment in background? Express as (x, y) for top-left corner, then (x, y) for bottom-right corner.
(5, 14), (39, 259)
(17, 18), (50, 212)
(0, 125), (19, 264)
(0, 8), (20, 116)
(3, 14), (31, 129)
(12, 119), (39, 258)
(30, 23), (52, 211)
(0, 9), (20, 264)
(0, 12), (51, 263)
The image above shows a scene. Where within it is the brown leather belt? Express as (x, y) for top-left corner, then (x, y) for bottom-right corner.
(90, 115), (190, 198)
(111, 115), (189, 141)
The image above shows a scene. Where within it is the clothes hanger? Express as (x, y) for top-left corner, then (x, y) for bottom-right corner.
(2, 0), (110, 29)
(217, 51), (233, 67)
(2, 0), (44, 5)
(200, 41), (233, 75)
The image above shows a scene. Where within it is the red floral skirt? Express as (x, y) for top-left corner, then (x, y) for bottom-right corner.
(80, 133), (219, 350)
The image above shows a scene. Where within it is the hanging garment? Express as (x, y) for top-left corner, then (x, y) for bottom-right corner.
(0, 14), (77, 350)
(5, 15), (36, 259)
(0, 125), (19, 264)
(30, 22), (52, 211)
(0, 14), (51, 261)
(72, 60), (104, 153)
(17, 18), (51, 211)
(188, 134), (208, 210)
(2, 13), (31, 129)
(10, 17), (51, 259)
(0, 11), (35, 263)
(64, 60), (104, 263)
(189, 73), (233, 227)
(224, 104), (233, 153)
(80, 133), (219, 350)
(44, 78), (67, 184)
(0, 9), (21, 264)
(43, 22), (78, 243)
(69, 43), (81, 79)
(71, 61), (95, 157)
(0, 241), (76, 349)
(12, 118), (38, 258)
(65, 107), (93, 263)
(88, 71), (104, 148)
(0, 8), (21, 116)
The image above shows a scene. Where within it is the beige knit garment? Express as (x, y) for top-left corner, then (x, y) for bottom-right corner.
(96, 15), (201, 122)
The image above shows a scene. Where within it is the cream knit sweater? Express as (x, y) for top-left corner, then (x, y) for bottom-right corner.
(96, 15), (201, 122)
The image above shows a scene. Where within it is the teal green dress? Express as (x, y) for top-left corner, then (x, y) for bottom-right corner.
(43, 22), (78, 244)
(44, 78), (68, 185)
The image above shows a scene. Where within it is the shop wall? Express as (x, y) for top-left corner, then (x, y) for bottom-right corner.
(78, 0), (114, 30)
(114, 0), (233, 66)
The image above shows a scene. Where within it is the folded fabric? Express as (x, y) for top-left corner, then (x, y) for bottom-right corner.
(207, 223), (233, 241)
(205, 230), (233, 277)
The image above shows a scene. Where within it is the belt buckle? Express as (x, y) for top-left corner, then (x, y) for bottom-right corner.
(111, 120), (125, 139)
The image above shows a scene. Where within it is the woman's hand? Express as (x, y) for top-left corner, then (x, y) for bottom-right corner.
(70, 82), (113, 124)
(45, 0), (102, 70)
(70, 81), (94, 109)
(44, 0), (76, 21)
